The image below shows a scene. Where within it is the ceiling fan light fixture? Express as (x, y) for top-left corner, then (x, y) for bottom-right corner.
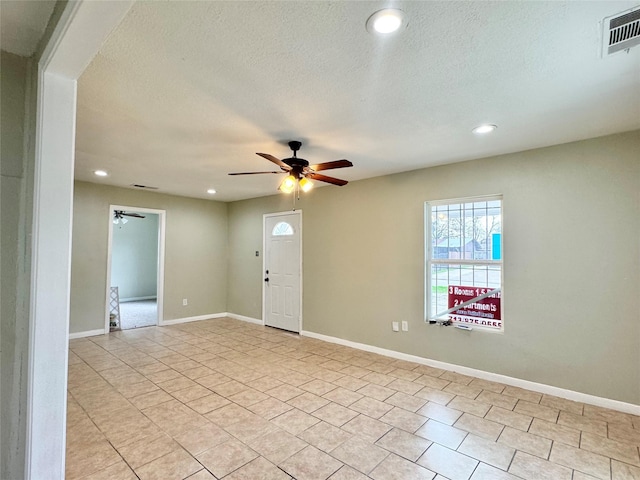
(279, 175), (297, 194)
(367, 9), (405, 35)
(299, 177), (313, 192)
(94, 170), (108, 177)
(207, 188), (216, 195)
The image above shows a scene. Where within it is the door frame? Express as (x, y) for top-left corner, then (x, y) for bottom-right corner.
(262, 210), (303, 332)
(105, 205), (166, 332)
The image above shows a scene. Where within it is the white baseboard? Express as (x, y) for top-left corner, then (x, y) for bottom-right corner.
(226, 312), (264, 326)
(69, 329), (106, 340)
(120, 296), (157, 303)
(301, 330), (640, 416)
(160, 313), (226, 326)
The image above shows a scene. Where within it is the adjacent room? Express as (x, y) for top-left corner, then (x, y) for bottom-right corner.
(1, 1), (639, 479)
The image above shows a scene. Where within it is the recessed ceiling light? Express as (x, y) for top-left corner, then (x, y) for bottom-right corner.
(366, 9), (406, 35)
(472, 124), (497, 134)
(207, 188), (216, 195)
(94, 170), (108, 177)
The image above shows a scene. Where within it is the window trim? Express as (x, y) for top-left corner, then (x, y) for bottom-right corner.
(425, 195), (504, 331)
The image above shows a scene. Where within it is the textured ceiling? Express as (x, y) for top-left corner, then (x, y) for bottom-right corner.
(75, 1), (640, 202)
(0, 0), (55, 57)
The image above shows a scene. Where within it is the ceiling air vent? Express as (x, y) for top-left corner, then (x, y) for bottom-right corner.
(602, 6), (640, 56)
(130, 184), (159, 190)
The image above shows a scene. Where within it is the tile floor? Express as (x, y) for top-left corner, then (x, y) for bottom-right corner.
(67, 318), (640, 480)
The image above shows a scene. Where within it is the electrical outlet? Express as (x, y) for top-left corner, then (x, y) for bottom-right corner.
(401, 321), (409, 332)
(182, 298), (188, 306)
(392, 322), (399, 332)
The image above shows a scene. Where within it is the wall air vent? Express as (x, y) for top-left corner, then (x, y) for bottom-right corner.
(130, 184), (159, 190)
(602, 6), (640, 56)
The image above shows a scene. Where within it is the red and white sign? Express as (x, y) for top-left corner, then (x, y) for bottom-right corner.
(448, 285), (502, 329)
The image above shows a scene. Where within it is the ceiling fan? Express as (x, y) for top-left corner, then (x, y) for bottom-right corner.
(113, 210), (145, 225)
(229, 141), (353, 193)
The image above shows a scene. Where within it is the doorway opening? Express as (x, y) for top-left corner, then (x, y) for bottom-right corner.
(106, 205), (166, 331)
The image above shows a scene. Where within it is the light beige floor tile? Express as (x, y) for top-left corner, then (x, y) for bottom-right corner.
(279, 445), (343, 480)
(549, 442), (611, 479)
(415, 374), (451, 390)
(225, 456), (291, 480)
(288, 391), (331, 413)
(301, 379), (338, 396)
(65, 439), (122, 480)
(416, 419), (468, 449)
(156, 375), (198, 393)
(375, 428), (431, 461)
(170, 384), (212, 403)
(583, 404), (635, 425)
(557, 411), (608, 437)
(418, 402), (463, 425)
(333, 375), (370, 392)
(204, 402), (256, 427)
(528, 417), (581, 447)
(350, 396), (394, 419)
(342, 414), (393, 443)
(379, 406), (427, 432)
(497, 426), (551, 459)
(224, 414), (280, 442)
(468, 379), (506, 395)
(129, 389), (174, 410)
(417, 443), (478, 480)
(116, 379), (160, 399)
(298, 421), (352, 452)
(247, 396), (294, 419)
(386, 378), (423, 395)
(443, 382), (483, 400)
(539, 394), (584, 415)
(362, 372), (395, 387)
(458, 434), (515, 470)
(142, 400), (207, 437)
(357, 383), (395, 401)
(328, 465), (370, 479)
(271, 407), (321, 435)
(135, 448), (202, 480)
(323, 387), (364, 406)
(609, 423), (640, 446)
(440, 371), (475, 386)
(414, 386), (456, 405)
(475, 390), (518, 410)
(211, 379), (248, 397)
(448, 396), (491, 417)
(369, 453), (436, 480)
(92, 406), (163, 448)
(513, 400), (558, 423)
(185, 469), (217, 479)
(312, 402), (359, 427)
(501, 386), (542, 404)
(331, 436), (390, 474)
(454, 413), (504, 441)
(508, 451), (572, 480)
(186, 392), (231, 414)
(80, 460), (138, 480)
(485, 405), (532, 431)
(384, 391), (427, 412)
(227, 387), (270, 407)
(470, 463), (521, 480)
(174, 422), (232, 455)
(196, 439), (258, 478)
(117, 433), (181, 469)
(145, 368), (183, 384)
(581, 430), (640, 466)
(194, 372), (232, 389)
(612, 459), (640, 479)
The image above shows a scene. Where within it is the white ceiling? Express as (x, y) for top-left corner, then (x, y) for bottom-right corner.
(74, 1), (640, 202)
(0, 0), (55, 57)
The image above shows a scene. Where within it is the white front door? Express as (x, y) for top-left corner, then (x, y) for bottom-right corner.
(264, 212), (301, 332)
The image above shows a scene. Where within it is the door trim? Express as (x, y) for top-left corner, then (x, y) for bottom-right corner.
(262, 210), (302, 333)
(105, 205), (166, 332)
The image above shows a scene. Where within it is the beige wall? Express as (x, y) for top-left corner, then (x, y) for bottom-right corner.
(227, 131), (640, 404)
(70, 182), (228, 333)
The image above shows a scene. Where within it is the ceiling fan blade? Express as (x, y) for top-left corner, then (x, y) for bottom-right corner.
(228, 171), (282, 175)
(309, 159), (353, 172)
(256, 153), (291, 170)
(307, 172), (348, 186)
(122, 212), (145, 218)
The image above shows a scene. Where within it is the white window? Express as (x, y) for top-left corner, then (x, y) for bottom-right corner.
(426, 196), (503, 330)
(272, 221), (294, 236)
